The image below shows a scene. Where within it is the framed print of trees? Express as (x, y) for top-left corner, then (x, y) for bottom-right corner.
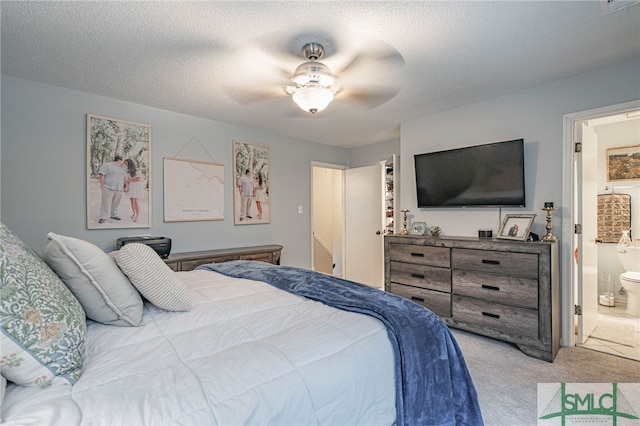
(87, 114), (151, 229)
(233, 140), (270, 225)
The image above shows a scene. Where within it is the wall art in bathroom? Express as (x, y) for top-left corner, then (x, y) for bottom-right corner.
(597, 193), (631, 243)
(606, 144), (640, 182)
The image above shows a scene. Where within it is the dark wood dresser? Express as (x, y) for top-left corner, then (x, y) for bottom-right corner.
(385, 235), (559, 362)
(164, 245), (282, 271)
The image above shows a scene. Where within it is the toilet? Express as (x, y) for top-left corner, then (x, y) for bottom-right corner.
(617, 243), (640, 317)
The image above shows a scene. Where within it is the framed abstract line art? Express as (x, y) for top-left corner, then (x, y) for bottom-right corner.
(497, 214), (536, 241)
(163, 157), (224, 222)
(233, 140), (270, 225)
(87, 114), (151, 229)
(606, 144), (640, 182)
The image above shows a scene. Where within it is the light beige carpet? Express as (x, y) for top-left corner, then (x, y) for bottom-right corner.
(590, 315), (638, 347)
(452, 328), (640, 426)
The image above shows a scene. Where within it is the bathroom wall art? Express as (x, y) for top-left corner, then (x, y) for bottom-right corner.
(597, 193), (631, 243)
(606, 144), (640, 182)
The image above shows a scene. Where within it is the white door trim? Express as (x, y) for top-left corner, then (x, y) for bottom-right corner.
(561, 99), (640, 347)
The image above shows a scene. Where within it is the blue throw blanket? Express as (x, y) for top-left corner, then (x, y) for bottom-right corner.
(199, 261), (483, 426)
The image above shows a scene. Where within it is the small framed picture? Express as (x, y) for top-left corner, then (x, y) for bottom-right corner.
(410, 221), (427, 235)
(497, 214), (536, 241)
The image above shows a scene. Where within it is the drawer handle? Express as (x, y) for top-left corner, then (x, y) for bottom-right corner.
(481, 284), (500, 291)
(482, 312), (500, 319)
(482, 259), (500, 265)
(411, 273), (425, 279)
(411, 252), (425, 257)
(411, 296), (425, 303)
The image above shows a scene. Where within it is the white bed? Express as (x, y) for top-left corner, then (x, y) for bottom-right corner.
(1, 224), (482, 425)
(2, 269), (396, 425)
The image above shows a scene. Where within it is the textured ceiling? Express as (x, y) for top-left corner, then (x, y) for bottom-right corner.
(2, 1), (639, 148)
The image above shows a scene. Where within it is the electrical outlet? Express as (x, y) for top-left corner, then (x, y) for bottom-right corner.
(298, 206), (303, 214)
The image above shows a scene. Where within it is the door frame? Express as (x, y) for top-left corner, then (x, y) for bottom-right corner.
(311, 161), (348, 276)
(561, 99), (640, 347)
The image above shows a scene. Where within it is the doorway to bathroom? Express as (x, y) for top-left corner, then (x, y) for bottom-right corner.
(563, 100), (640, 361)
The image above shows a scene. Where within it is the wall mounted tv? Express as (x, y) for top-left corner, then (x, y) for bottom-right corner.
(414, 138), (526, 208)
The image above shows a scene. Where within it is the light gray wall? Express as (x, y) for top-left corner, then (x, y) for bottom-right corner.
(349, 138), (400, 168)
(401, 58), (640, 242)
(1, 76), (350, 267)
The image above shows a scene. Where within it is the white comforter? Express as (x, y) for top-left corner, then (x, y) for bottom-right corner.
(2, 269), (396, 425)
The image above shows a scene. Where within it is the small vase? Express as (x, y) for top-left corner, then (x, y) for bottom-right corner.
(618, 229), (632, 246)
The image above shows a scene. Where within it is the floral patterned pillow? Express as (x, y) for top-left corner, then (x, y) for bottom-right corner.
(0, 223), (86, 388)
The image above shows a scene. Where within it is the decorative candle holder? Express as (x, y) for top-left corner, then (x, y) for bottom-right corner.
(541, 206), (558, 242)
(400, 209), (410, 235)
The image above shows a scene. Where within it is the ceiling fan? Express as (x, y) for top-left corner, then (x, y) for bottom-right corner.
(223, 35), (405, 115)
(285, 42), (340, 114)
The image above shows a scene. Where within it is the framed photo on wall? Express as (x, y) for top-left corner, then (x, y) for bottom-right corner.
(87, 114), (151, 229)
(497, 214), (536, 241)
(606, 144), (640, 182)
(233, 140), (270, 225)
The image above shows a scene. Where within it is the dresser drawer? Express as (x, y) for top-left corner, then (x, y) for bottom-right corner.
(240, 253), (273, 263)
(452, 248), (538, 279)
(390, 283), (451, 317)
(452, 270), (538, 309)
(390, 261), (451, 293)
(388, 244), (450, 268)
(452, 295), (538, 339)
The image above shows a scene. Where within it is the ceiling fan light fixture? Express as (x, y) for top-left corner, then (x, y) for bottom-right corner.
(289, 42), (341, 113)
(292, 86), (334, 114)
(292, 61), (336, 87)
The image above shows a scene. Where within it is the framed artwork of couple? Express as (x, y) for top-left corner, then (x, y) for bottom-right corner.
(233, 140), (271, 225)
(86, 114), (151, 229)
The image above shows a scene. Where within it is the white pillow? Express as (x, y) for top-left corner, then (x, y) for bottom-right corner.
(115, 243), (191, 312)
(41, 232), (143, 326)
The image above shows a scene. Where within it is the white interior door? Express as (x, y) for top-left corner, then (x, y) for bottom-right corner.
(345, 164), (384, 288)
(576, 121), (599, 343)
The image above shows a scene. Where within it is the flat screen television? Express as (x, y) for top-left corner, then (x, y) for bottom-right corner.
(414, 138), (526, 208)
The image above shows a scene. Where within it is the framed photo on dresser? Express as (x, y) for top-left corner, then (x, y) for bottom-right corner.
(497, 214), (536, 241)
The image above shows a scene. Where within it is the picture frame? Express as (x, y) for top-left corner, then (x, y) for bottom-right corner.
(497, 214), (536, 241)
(87, 114), (151, 229)
(606, 144), (640, 182)
(233, 140), (270, 225)
(163, 157), (224, 222)
(410, 221), (427, 236)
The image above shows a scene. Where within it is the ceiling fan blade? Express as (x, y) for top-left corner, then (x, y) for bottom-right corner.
(339, 87), (401, 109)
(337, 40), (405, 76)
(248, 32), (304, 64)
(221, 85), (286, 105)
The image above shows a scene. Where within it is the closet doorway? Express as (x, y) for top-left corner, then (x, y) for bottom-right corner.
(563, 100), (640, 360)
